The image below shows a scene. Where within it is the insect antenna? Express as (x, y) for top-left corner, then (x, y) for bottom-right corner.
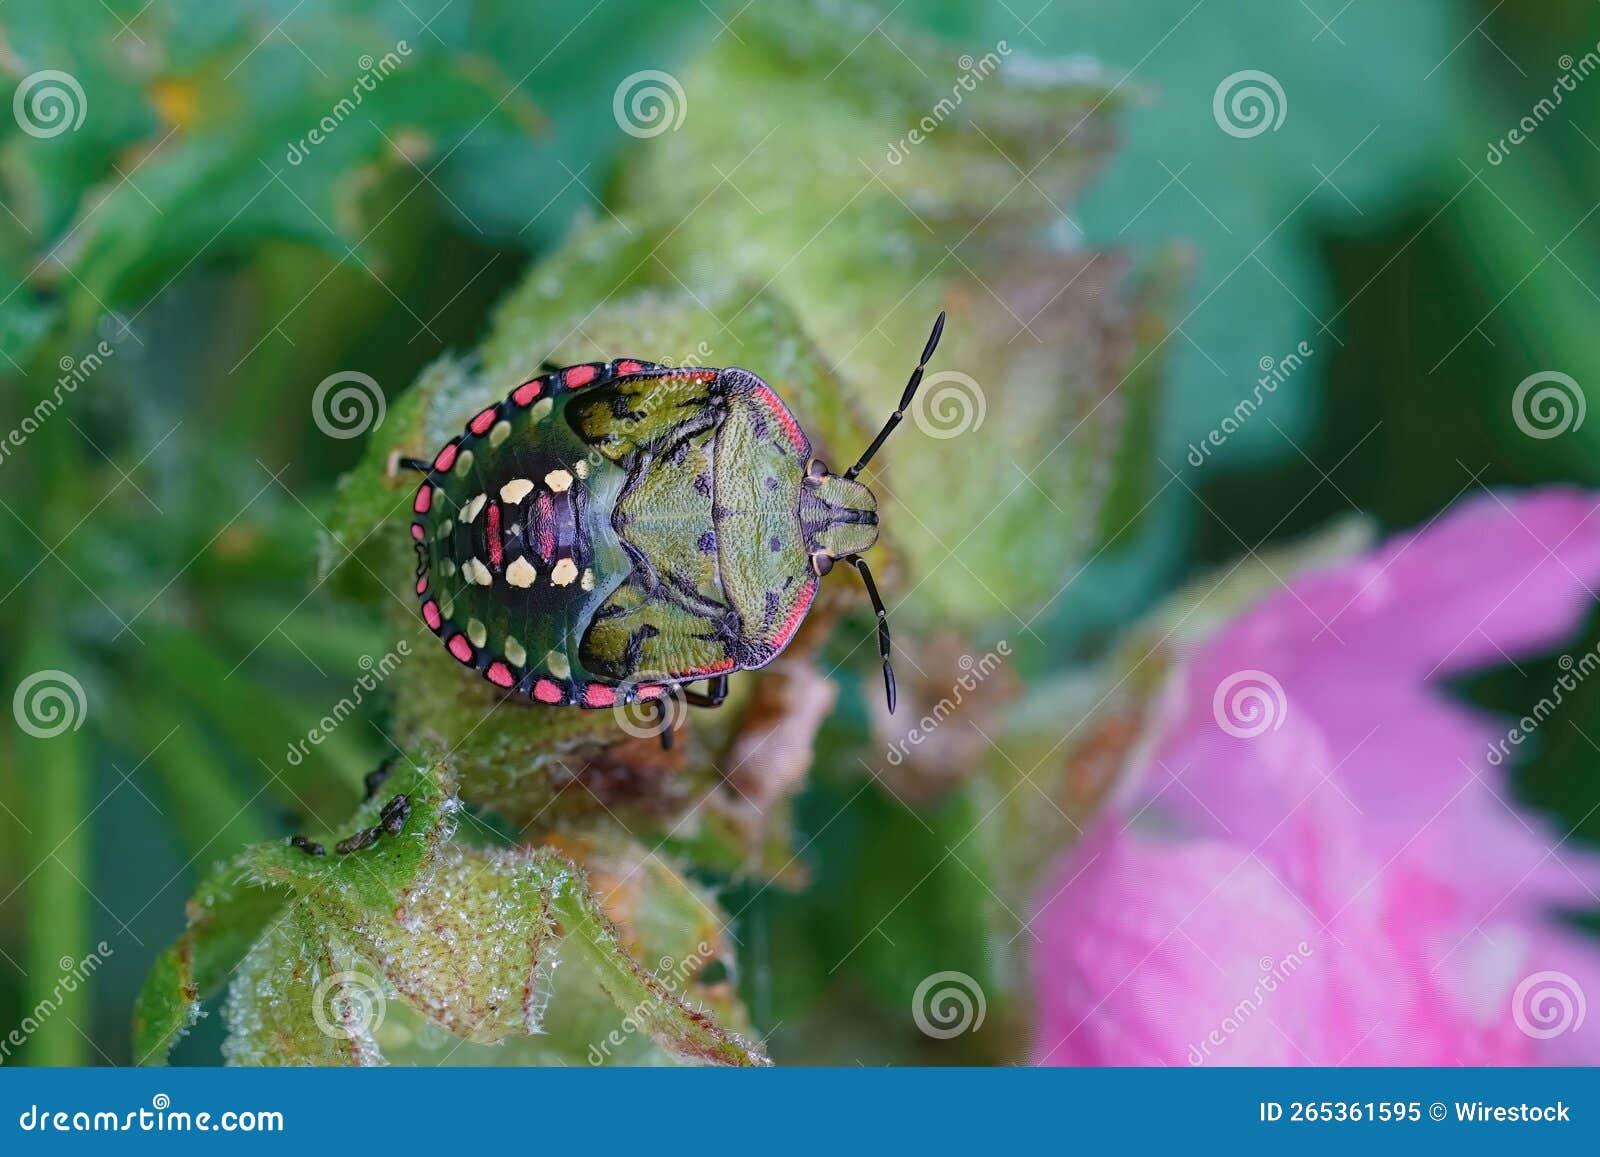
(849, 555), (897, 713)
(843, 310), (947, 481)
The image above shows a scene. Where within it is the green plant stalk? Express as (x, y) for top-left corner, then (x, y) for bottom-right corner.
(19, 642), (90, 1067)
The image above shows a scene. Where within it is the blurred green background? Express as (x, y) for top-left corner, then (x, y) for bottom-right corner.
(3, 0), (1600, 1065)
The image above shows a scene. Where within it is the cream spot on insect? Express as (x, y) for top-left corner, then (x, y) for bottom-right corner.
(580, 567), (595, 592)
(545, 651), (571, 679)
(439, 593), (455, 618)
(529, 398), (553, 424)
(453, 449), (475, 477)
(464, 558), (493, 586)
(550, 558), (578, 587)
(574, 459), (590, 480)
(467, 618), (488, 648)
(503, 636), (527, 668)
(544, 468), (573, 493)
(462, 494), (487, 523)
(499, 477), (535, 504)
(488, 420), (512, 448)
(439, 558), (457, 578)
(438, 517), (454, 537)
(505, 556), (538, 588)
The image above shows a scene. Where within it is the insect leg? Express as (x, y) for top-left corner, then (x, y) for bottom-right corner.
(680, 675), (729, 708)
(849, 556), (896, 714)
(396, 457), (433, 474)
(656, 696), (676, 751)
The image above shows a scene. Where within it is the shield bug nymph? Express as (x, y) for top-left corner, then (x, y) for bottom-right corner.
(402, 313), (947, 743)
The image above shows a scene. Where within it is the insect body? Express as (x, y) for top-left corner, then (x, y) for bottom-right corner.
(405, 314), (946, 735)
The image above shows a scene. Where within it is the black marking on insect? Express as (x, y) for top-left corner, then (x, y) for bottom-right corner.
(291, 834), (326, 857)
(402, 313), (948, 747)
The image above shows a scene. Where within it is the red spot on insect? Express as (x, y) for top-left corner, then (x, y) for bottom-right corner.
(753, 386), (806, 453)
(448, 634), (474, 664)
(411, 522), (425, 541)
(433, 443), (458, 472)
(512, 379), (543, 407)
(416, 577), (428, 595)
(682, 657), (737, 678)
(413, 485), (432, 514)
(771, 576), (818, 651)
(486, 661), (514, 688)
(565, 364), (597, 388)
(583, 684), (616, 708)
(638, 684), (665, 700)
(423, 601), (442, 629)
(533, 679), (563, 704)
(616, 360), (644, 374)
(486, 502), (503, 569)
(470, 407), (498, 436)
(534, 492), (555, 561)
